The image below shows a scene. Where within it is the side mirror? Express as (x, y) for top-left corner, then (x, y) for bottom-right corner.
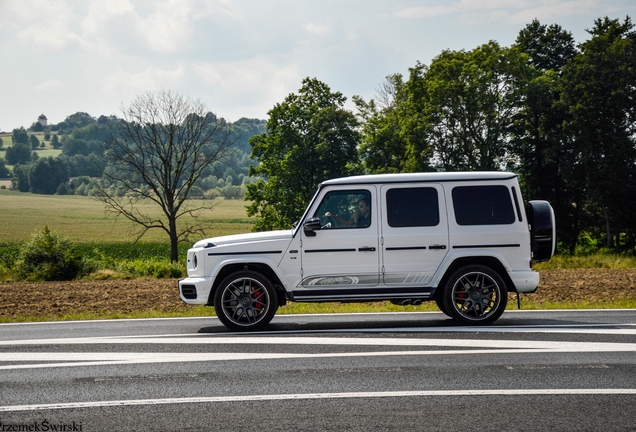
(303, 217), (322, 237)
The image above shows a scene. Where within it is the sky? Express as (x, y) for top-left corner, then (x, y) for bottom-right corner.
(1, 0), (634, 132)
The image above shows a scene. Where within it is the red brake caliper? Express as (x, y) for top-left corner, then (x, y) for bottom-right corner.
(252, 287), (264, 311)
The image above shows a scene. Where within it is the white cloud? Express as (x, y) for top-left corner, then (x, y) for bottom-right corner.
(139, 0), (196, 53)
(394, 0), (600, 23)
(33, 79), (66, 92)
(303, 23), (331, 35)
(507, 0), (600, 23)
(4, 0), (88, 50)
(194, 56), (299, 95)
(394, 6), (458, 18)
(80, 0), (236, 55)
(81, 0), (137, 36)
(192, 56), (300, 118)
(138, 0), (236, 53)
(98, 65), (187, 96)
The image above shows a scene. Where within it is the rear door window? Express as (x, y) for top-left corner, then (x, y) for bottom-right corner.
(452, 185), (515, 225)
(386, 187), (439, 227)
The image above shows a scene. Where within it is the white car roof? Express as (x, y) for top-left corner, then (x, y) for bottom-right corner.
(321, 171), (517, 186)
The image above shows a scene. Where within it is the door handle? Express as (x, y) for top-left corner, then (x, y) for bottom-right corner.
(429, 244), (447, 250)
(358, 247), (376, 252)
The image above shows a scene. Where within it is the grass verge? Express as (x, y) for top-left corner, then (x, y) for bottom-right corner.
(2, 298), (634, 324)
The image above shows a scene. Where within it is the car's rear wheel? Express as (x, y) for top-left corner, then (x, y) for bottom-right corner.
(435, 297), (451, 317)
(442, 265), (507, 325)
(214, 270), (278, 331)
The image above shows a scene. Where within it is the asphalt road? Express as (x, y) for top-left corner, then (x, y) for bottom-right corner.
(1, 309), (635, 431)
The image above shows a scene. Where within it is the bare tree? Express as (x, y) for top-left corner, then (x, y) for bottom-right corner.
(94, 90), (236, 262)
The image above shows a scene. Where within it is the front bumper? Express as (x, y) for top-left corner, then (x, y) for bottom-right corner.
(178, 276), (215, 304)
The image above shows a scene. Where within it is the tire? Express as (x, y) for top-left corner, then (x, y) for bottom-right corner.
(214, 270), (278, 331)
(526, 200), (556, 262)
(435, 297), (451, 317)
(442, 265), (507, 325)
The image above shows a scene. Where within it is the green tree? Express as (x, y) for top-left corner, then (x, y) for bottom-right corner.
(61, 112), (96, 130)
(5, 143), (32, 165)
(0, 157), (10, 178)
(93, 89), (236, 262)
(229, 117), (267, 153)
(11, 164), (31, 192)
(354, 73), (432, 173)
(246, 78), (361, 230)
(11, 127), (28, 145)
(51, 134), (60, 149)
(28, 156), (69, 194)
(516, 19), (577, 71)
(0, 136), (4, 148)
(418, 41), (534, 171)
(61, 138), (103, 156)
(58, 154), (104, 177)
(511, 20), (583, 252)
(560, 16), (636, 252)
(29, 134), (40, 150)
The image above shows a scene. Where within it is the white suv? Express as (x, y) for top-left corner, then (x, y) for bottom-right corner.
(179, 172), (555, 331)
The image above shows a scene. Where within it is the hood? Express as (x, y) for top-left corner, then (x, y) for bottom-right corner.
(193, 230), (293, 248)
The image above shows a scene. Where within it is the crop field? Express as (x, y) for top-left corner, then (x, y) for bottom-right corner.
(0, 189), (255, 243)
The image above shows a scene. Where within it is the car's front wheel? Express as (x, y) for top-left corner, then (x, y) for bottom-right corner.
(442, 265), (507, 325)
(214, 270), (278, 331)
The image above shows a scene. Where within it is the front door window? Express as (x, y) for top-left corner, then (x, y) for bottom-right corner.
(299, 187), (379, 288)
(313, 190), (372, 229)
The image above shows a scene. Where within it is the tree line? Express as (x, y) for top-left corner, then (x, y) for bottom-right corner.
(0, 111), (265, 199)
(1, 16), (633, 258)
(247, 16), (636, 255)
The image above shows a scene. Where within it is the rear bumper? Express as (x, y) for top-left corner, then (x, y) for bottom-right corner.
(178, 277), (214, 304)
(509, 270), (540, 293)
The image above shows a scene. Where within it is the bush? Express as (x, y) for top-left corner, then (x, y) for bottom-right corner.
(14, 226), (90, 281)
(56, 182), (72, 195)
(204, 188), (221, 199)
(189, 185), (205, 199)
(111, 259), (183, 278)
(220, 184), (245, 199)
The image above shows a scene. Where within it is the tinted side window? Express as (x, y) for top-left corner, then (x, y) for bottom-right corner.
(452, 185), (515, 225)
(386, 187), (439, 227)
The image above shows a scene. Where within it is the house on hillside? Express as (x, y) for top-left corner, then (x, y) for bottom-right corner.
(37, 114), (48, 127)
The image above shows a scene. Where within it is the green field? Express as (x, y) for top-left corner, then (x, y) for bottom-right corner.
(0, 189), (255, 243)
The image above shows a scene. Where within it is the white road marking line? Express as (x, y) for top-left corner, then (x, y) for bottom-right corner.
(2, 335), (636, 351)
(0, 349), (589, 370)
(114, 323), (636, 337)
(2, 389), (636, 412)
(1, 333), (636, 370)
